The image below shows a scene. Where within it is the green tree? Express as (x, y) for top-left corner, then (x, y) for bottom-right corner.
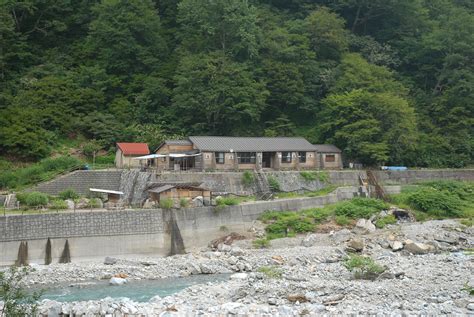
(305, 7), (349, 60)
(318, 89), (416, 165)
(86, 0), (167, 78)
(177, 0), (260, 59)
(172, 52), (268, 135)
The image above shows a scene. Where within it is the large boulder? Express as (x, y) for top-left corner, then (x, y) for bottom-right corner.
(104, 257), (117, 265)
(404, 239), (435, 254)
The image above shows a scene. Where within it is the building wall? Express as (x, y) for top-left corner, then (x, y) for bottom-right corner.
(320, 153), (343, 169)
(115, 150), (143, 168)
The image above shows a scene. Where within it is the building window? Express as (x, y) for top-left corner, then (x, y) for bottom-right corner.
(325, 154), (336, 162)
(237, 152), (256, 164)
(298, 152), (306, 163)
(281, 151), (292, 163)
(215, 152), (225, 164)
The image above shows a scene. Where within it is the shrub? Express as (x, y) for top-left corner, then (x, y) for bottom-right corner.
(334, 198), (389, 219)
(460, 218), (473, 227)
(216, 196), (239, 206)
(421, 180), (474, 202)
(0, 156), (82, 190)
(0, 267), (42, 316)
(242, 171), (255, 187)
(87, 198), (102, 208)
(375, 215), (397, 228)
(335, 215), (351, 226)
(180, 198), (189, 208)
(50, 199), (68, 210)
(264, 213), (314, 239)
(317, 171), (329, 183)
(407, 188), (462, 217)
(300, 171), (318, 182)
(344, 255), (385, 280)
(253, 238), (270, 249)
(59, 188), (79, 200)
(17, 192), (49, 207)
(258, 266), (282, 279)
(267, 176), (280, 192)
(95, 154), (115, 165)
(159, 198), (174, 209)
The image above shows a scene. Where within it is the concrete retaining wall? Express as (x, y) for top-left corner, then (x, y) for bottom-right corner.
(29, 169), (474, 196)
(31, 170), (122, 196)
(0, 186), (401, 265)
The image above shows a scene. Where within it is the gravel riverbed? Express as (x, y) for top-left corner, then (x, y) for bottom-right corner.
(3, 219), (473, 316)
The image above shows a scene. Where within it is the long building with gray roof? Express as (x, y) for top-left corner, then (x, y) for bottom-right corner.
(150, 136), (342, 171)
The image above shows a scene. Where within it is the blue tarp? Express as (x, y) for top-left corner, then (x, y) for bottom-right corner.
(381, 166), (408, 171)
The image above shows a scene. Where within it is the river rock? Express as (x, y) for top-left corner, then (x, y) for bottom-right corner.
(65, 199), (75, 210)
(218, 243), (232, 252)
(230, 273), (248, 280)
(109, 277), (127, 285)
(230, 247), (244, 256)
(75, 198), (90, 209)
(404, 240), (435, 254)
(389, 240), (403, 251)
(302, 234), (319, 247)
(104, 257), (118, 265)
(354, 219), (376, 234)
(346, 238), (364, 252)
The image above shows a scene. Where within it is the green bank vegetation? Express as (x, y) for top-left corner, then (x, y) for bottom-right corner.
(256, 180), (473, 244)
(388, 180), (474, 221)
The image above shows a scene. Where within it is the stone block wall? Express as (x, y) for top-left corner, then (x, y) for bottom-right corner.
(31, 170), (123, 195)
(0, 210), (164, 242)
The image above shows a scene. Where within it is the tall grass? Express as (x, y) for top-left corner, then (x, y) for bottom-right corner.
(0, 156), (82, 190)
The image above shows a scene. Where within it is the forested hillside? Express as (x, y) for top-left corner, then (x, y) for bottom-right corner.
(0, 0), (472, 167)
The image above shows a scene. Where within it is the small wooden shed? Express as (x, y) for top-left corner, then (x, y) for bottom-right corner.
(148, 183), (211, 206)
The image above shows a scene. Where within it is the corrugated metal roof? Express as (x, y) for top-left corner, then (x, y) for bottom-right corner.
(165, 140), (192, 146)
(188, 136), (316, 152)
(148, 183), (209, 193)
(148, 184), (175, 194)
(117, 143), (150, 155)
(313, 144), (342, 153)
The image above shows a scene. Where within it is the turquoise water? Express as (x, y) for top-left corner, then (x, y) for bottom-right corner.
(39, 274), (230, 302)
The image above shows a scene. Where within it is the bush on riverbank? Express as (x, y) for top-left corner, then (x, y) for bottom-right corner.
(259, 197), (390, 240)
(389, 180), (473, 220)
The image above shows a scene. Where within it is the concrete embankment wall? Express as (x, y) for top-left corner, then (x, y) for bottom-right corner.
(31, 170), (122, 196)
(31, 169), (474, 196)
(0, 186), (403, 265)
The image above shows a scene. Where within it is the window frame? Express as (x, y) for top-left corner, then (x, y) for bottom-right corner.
(298, 151), (306, 163)
(237, 152), (256, 164)
(281, 151), (292, 163)
(325, 154), (336, 162)
(215, 152), (225, 164)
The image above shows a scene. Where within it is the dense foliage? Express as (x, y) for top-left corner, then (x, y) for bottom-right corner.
(0, 156), (81, 189)
(0, 0), (472, 166)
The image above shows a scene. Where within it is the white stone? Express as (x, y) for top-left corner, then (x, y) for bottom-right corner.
(390, 240), (403, 251)
(230, 273), (248, 280)
(354, 219), (376, 234)
(109, 277), (127, 285)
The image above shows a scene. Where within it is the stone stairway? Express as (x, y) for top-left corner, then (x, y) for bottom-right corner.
(3, 194), (18, 209)
(254, 171), (273, 200)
